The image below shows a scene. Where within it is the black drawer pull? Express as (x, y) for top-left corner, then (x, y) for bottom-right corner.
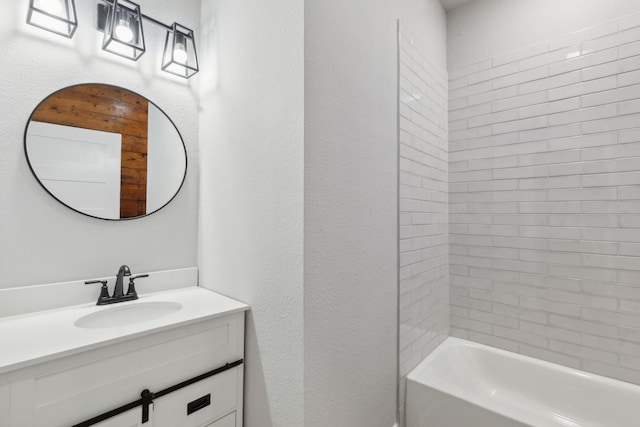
(187, 394), (211, 415)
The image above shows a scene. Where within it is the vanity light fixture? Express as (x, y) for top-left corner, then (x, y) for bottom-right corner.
(102, 0), (145, 61)
(27, 0), (77, 38)
(162, 23), (199, 79)
(96, 1), (199, 78)
(27, 0), (200, 78)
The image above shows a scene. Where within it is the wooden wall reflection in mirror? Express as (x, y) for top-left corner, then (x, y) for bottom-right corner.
(24, 84), (187, 220)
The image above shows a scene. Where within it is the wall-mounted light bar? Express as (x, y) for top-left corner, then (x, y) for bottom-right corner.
(27, 0), (199, 79)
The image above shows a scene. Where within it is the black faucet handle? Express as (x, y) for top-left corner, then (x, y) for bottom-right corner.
(85, 279), (111, 305)
(126, 274), (148, 297)
(84, 279), (108, 286)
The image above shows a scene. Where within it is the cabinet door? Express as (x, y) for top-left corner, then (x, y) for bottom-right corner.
(153, 367), (238, 427)
(92, 406), (153, 427)
(205, 412), (236, 427)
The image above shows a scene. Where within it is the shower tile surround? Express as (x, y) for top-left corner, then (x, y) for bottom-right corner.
(448, 13), (640, 384)
(399, 22), (449, 417)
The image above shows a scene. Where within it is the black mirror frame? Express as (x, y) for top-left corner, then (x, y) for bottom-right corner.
(23, 82), (188, 221)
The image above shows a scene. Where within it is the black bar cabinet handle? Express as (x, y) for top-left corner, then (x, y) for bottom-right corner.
(187, 394), (211, 415)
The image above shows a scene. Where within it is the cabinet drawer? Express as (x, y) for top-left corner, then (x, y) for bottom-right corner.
(206, 411), (236, 427)
(153, 366), (238, 427)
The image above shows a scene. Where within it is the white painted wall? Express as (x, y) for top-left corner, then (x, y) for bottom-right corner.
(304, 1), (445, 427)
(447, 0), (640, 70)
(0, 0), (200, 288)
(197, 0), (304, 426)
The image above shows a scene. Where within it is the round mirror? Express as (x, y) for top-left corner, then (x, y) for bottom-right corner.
(24, 83), (187, 220)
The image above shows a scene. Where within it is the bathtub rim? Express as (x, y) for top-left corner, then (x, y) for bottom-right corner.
(407, 336), (640, 427)
(408, 336), (640, 392)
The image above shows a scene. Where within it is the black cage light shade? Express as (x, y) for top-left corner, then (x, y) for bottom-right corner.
(102, 0), (145, 61)
(27, 0), (77, 38)
(162, 23), (199, 79)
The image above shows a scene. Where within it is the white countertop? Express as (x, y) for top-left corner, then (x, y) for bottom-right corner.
(0, 287), (249, 375)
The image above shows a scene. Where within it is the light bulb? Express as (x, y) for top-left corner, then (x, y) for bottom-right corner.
(40, 0), (62, 14)
(115, 19), (133, 43)
(173, 43), (188, 64)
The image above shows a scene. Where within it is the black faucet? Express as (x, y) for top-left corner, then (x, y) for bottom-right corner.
(85, 265), (149, 305)
(113, 265), (132, 299)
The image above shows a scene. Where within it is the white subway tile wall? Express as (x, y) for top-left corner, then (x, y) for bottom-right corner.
(448, 12), (640, 384)
(398, 22), (449, 419)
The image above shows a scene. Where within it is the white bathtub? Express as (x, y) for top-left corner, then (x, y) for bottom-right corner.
(406, 337), (640, 427)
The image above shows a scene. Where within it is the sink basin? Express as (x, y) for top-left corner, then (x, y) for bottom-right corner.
(74, 301), (183, 329)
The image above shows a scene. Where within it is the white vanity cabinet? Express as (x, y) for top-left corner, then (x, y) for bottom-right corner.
(206, 412), (237, 427)
(0, 377), (10, 427)
(92, 408), (237, 427)
(1, 310), (245, 427)
(92, 408), (148, 427)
